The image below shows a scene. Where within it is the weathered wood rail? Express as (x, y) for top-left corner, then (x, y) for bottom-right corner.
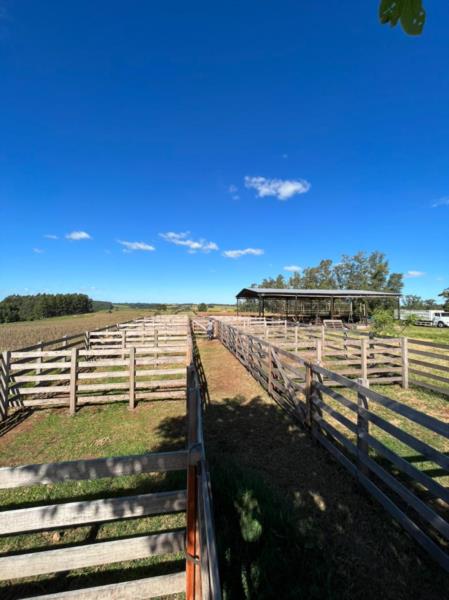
(210, 317), (449, 572)
(0, 323), (220, 600)
(0, 317), (190, 418)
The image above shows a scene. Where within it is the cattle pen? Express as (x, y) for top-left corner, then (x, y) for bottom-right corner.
(193, 316), (449, 572)
(1, 313), (449, 597)
(0, 316), (220, 600)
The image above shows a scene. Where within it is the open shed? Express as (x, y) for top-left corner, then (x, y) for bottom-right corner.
(236, 287), (401, 322)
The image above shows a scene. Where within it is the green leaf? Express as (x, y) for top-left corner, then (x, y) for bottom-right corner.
(379, 0), (426, 35)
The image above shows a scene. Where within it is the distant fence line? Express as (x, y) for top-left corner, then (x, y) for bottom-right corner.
(203, 316), (449, 398)
(202, 317), (449, 573)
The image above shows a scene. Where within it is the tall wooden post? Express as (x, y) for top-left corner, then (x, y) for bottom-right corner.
(305, 364), (313, 428)
(401, 337), (409, 389)
(294, 326), (298, 354)
(316, 339), (322, 364)
(361, 338), (368, 383)
(129, 347), (136, 410)
(69, 348), (78, 416)
(0, 351), (10, 421)
(357, 378), (369, 478)
(186, 366), (200, 600)
(36, 341), (43, 376)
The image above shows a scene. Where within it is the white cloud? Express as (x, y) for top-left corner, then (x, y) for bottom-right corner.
(33, 248), (45, 254)
(432, 196), (449, 208)
(284, 265), (302, 272)
(228, 184), (239, 200)
(160, 231), (218, 253)
(44, 234), (58, 239)
(223, 248), (264, 259)
(405, 270), (425, 278)
(244, 176), (311, 200)
(118, 240), (155, 252)
(65, 231), (91, 240)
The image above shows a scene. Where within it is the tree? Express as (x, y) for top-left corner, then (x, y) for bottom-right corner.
(198, 303), (208, 312)
(379, 0), (426, 36)
(439, 289), (449, 311)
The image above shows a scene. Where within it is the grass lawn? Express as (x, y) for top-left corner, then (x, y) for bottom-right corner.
(0, 400), (187, 599)
(197, 338), (449, 600)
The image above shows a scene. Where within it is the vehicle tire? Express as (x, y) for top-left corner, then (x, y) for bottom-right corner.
(437, 321), (445, 328)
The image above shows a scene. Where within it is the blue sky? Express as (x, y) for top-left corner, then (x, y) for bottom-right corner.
(0, 1), (448, 304)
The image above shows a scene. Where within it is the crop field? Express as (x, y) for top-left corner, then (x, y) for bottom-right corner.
(0, 309), (159, 352)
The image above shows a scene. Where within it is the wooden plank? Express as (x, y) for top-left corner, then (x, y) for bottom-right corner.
(408, 348), (449, 361)
(0, 529), (185, 580)
(15, 386), (71, 395)
(409, 378), (449, 397)
(10, 362), (70, 371)
(129, 346), (135, 410)
(69, 348), (78, 416)
(13, 374), (71, 383)
(409, 368), (449, 385)
(409, 358), (449, 373)
(313, 398), (357, 433)
(20, 572), (186, 600)
(0, 490), (187, 535)
(408, 338), (449, 351)
(0, 450), (188, 489)
(11, 351), (72, 359)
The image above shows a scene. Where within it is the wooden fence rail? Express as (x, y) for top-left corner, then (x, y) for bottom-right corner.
(214, 318), (449, 572)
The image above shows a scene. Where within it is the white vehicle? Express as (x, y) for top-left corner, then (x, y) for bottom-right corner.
(396, 309), (449, 328)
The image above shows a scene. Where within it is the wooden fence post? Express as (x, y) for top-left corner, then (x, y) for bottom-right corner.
(69, 348), (78, 416)
(294, 326), (298, 354)
(356, 378), (369, 478)
(129, 347), (136, 410)
(0, 351), (10, 421)
(401, 337), (409, 389)
(321, 325), (325, 350)
(186, 366), (200, 600)
(361, 338), (368, 382)
(84, 331), (90, 350)
(305, 364), (313, 428)
(36, 341), (43, 375)
(316, 339), (322, 364)
(121, 330), (126, 359)
(268, 347), (274, 395)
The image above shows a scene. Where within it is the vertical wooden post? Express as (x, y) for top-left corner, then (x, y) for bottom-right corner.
(121, 330), (126, 359)
(401, 337), (409, 389)
(357, 378), (369, 478)
(361, 338), (368, 383)
(129, 347), (136, 410)
(294, 326), (298, 354)
(321, 325), (325, 350)
(268, 347), (274, 395)
(316, 339), (322, 364)
(84, 331), (90, 350)
(186, 365), (200, 600)
(36, 341), (43, 376)
(69, 348), (78, 416)
(0, 351), (10, 421)
(305, 363), (313, 428)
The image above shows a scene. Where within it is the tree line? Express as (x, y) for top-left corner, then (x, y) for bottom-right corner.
(0, 294), (93, 323)
(252, 251), (403, 293)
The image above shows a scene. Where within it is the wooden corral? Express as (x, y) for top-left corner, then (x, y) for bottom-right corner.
(0, 317), (220, 600)
(198, 316), (449, 572)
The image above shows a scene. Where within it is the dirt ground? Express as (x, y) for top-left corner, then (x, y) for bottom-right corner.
(197, 338), (449, 600)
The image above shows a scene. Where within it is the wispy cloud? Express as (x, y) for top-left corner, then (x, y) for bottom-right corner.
(33, 248), (45, 254)
(160, 231), (218, 253)
(405, 270), (425, 278)
(118, 240), (155, 252)
(44, 234), (58, 240)
(65, 231), (91, 240)
(244, 176), (311, 200)
(223, 248), (264, 259)
(432, 196), (449, 208)
(228, 184), (239, 200)
(284, 265), (302, 272)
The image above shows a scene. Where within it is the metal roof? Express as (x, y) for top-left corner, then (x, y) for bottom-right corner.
(236, 287), (401, 299)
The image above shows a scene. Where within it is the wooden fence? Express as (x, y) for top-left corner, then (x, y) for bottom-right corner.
(0, 330), (220, 600)
(213, 318), (449, 572)
(0, 318), (190, 418)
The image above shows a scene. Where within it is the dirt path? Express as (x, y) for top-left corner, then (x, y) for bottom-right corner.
(198, 339), (449, 600)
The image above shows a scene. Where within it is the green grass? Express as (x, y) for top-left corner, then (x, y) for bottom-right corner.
(0, 401), (187, 598)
